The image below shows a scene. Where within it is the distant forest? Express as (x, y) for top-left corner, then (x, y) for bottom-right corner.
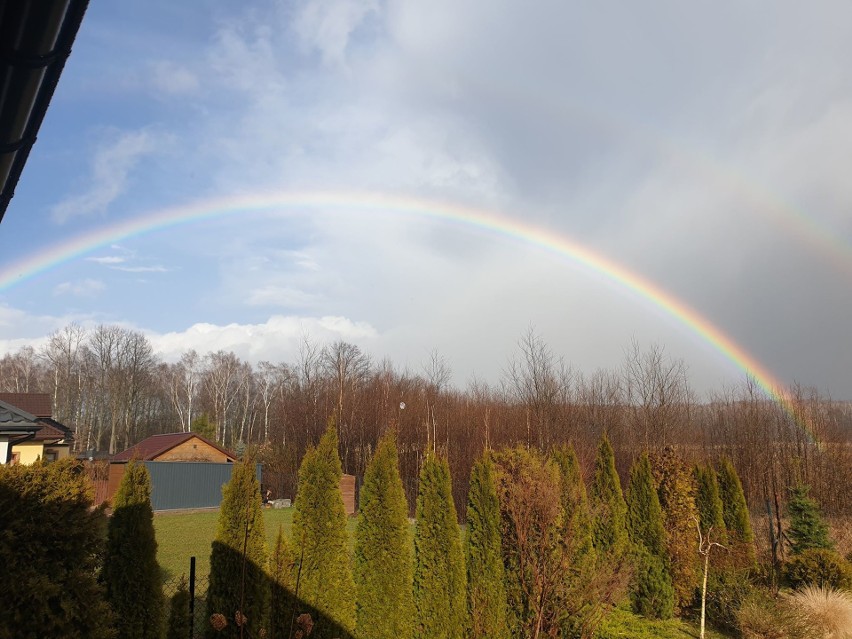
(2, 323), (850, 516)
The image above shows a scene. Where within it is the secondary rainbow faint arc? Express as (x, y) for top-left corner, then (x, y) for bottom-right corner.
(0, 190), (796, 412)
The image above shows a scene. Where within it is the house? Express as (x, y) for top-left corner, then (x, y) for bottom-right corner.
(105, 432), (246, 511)
(112, 432), (238, 463)
(0, 400), (40, 465)
(0, 393), (75, 465)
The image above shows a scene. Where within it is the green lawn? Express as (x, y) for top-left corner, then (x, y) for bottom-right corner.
(594, 607), (732, 638)
(154, 507), (358, 581)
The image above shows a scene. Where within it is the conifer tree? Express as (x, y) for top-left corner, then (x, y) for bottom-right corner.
(786, 484), (834, 554)
(626, 453), (667, 558)
(207, 456), (268, 638)
(268, 526), (295, 639)
(630, 549), (675, 620)
(413, 453), (467, 639)
(651, 447), (699, 612)
(552, 445), (600, 636)
(103, 460), (164, 639)
(589, 433), (628, 562)
(717, 457), (756, 568)
(694, 463), (727, 544)
(292, 425), (356, 638)
(552, 444), (596, 571)
(625, 453), (673, 619)
(354, 430), (414, 639)
(465, 453), (509, 639)
(0, 459), (113, 639)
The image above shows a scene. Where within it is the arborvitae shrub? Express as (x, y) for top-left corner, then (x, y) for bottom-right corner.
(0, 459), (113, 639)
(717, 457), (756, 568)
(354, 430), (414, 639)
(626, 453), (673, 619)
(292, 425), (356, 638)
(630, 548), (675, 621)
(589, 433), (628, 563)
(693, 463), (727, 545)
(786, 485), (834, 555)
(102, 460), (163, 639)
(268, 526), (295, 639)
(465, 453), (509, 639)
(166, 576), (191, 639)
(651, 447), (699, 612)
(785, 549), (852, 591)
(551, 444), (599, 638)
(703, 570), (757, 635)
(413, 453), (466, 639)
(207, 455), (268, 638)
(493, 447), (567, 638)
(626, 453), (667, 558)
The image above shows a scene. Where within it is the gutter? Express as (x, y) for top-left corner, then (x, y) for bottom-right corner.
(5, 431), (36, 463)
(0, 0), (90, 222)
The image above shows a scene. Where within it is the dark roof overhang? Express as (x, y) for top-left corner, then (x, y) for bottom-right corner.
(0, 0), (90, 223)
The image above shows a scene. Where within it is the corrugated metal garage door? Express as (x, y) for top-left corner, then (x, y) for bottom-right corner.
(144, 461), (262, 511)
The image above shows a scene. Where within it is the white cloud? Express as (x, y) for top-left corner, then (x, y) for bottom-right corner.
(149, 60), (200, 95)
(51, 129), (163, 222)
(86, 256), (126, 265)
(53, 279), (106, 297)
(110, 265), (169, 273)
(293, 0), (379, 67)
(149, 315), (378, 364)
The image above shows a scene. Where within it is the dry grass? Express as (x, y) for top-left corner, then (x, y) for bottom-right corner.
(786, 585), (852, 639)
(736, 594), (812, 639)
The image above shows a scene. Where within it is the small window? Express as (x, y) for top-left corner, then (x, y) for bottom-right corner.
(11, 452), (20, 465)
(44, 450), (58, 463)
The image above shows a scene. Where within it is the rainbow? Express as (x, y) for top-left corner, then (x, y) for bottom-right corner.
(0, 190), (808, 434)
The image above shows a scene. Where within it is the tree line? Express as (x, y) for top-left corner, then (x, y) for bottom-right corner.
(4, 425), (847, 638)
(1, 324), (850, 515)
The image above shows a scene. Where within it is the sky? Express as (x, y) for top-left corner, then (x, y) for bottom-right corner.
(1, 0), (851, 399)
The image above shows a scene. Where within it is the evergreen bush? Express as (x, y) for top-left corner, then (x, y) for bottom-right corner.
(0, 459), (113, 639)
(702, 569), (756, 635)
(268, 526), (295, 639)
(630, 548), (675, 621)
(207, 455), (268, 638)
(626, 453), (667, 558)
(786, 484), (834, 555)
(166, 576), (191, 639)
(589, 433), (628, 563)
(716, 457), (756, 568)
(785, 548), (852, 591)
(693, 463), (726, 544)
(354, 429), (414, 639)
(292, 425), (356, 638)
(413, 453), (466, 639)
(651, 447), (699, 612)
(626, 453), (673, 619)
(552, 444), (600, 638)
(493, 447), (567, 637)
(465, 453), (509, 639)
(102, 460), (163, 639)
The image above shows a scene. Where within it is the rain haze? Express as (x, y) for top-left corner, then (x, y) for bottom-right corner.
(1, 0), (851, 399)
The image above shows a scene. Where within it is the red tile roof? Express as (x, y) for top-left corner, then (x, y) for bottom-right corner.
(32, 419), (73, 442)
(112, 432), (236, 462)
(0, 393), (53, 418)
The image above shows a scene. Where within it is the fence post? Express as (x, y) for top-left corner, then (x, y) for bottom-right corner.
(189, 556), (196, 639)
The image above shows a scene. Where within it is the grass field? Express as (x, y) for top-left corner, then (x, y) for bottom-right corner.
(154, 506), (362, 580)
